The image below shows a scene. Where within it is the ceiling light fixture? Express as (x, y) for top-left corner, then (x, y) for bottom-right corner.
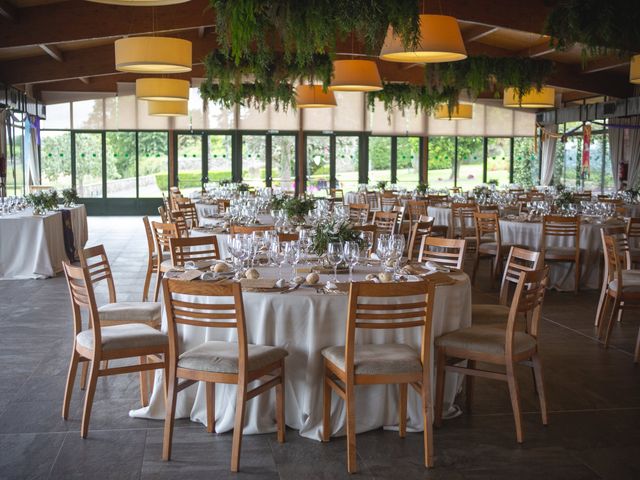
(115, 37), (192, 74)
(329, 60), (383, 92)
(503, 87), (555, 108)
(295, 85), (337, 108)
(147, 100), (188, 116)
(434, 103), (473, 120)
(136, 78), (190, 101)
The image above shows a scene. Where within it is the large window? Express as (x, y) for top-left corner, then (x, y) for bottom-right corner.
(74, 132), (103, 197)
(177, 134), (202, 195)
(208, 134), (233, 183)
(139, 131), (169, 198)
(336, 136), (359, 192)
(428, 137), (455, 189)
(368, 136), (391, 185)
(486, 138), (511, 186)
(457, 137), (484, 190)
(271, 135), (296, 191)
(396, 137), (420, 189)
(242, 135), (266, 188)
(513, 137), (538, 188)
(306, 136), (330, 194)
(106, 132), (136, 198)
(41, 130), (72, 191)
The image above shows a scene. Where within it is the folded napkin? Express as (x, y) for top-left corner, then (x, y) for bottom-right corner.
(176, 269), (203, 281)
(425, 261), (450, 273)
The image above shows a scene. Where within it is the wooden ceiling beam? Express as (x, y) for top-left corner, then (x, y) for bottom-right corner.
(516, 37), (555, 58)
(462, 25), (499, 43)
(39, 44), (64, 62)
(0, 0), (17, 22)
(546, 63), (633, 99)
(582, 57), (630, 74)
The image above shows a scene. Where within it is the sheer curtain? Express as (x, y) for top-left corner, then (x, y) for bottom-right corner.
(25, 115), (41, 187)
(540, 125), (557, 185)
(0, 109), (7, 196)
(625, 117), (640, 189)
(608, 123), (625, 191)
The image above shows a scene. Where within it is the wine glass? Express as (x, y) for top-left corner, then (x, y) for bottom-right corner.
(389, 234), (406, 277)
(326, 242), (344, 285)
(358, 230), (374, 265)
(343, 241), (360, 282)
(376, 233), (390, 269)
(283, 241), (301, 281)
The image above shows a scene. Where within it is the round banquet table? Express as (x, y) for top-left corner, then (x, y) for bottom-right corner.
(427, 206), (451, 229)
(195, 202), (219, 222)
(130, 266), (472, 440)
(191, 214), (275, 258)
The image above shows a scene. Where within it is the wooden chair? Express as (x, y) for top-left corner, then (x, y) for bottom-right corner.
(169, 235), (221, 267)
(450, 203), (477, 240)
(573, 193), (592, 202)
(597, 235), (640, 361)
(143, 216), (169, 302)
(406, 200), (428, 229)
(449, 186), (462, 195)
(427, 194), (449, 206)
(151, 221), (181, 302)
(161, 279), (288, 472)
(419, 214), (447, 238)
(321, 280), (441, 472)
(472, 247), (542, 327)
(229, 224), (275, 236)
(627, 217), (640, 267)
(541, 215), (582, 293)
(168, 210), (190, 238)
(372, 210), (398, 236)
(365, 191), (381, 212)
(393, 205), (407, 235)
(479, 204), (500, 213)
(348, 203), (370, 225)
(528, 193), (545, 202)
(175, 198), (200, 228)
(158, 205), (170, 223)
(407, 217), (434, 261)
(381, 193), (399, 212)
(217, 198), (231, 214)
(594, 225), (630, 327)
(62, 262), (168, 438)
(278, 232), (299, 242)
(353, 224), (377, 254)
(435, 267), (550, 443)
(329, 188), (344, 203)
(418, 236), (466, 269)
(472, 212), (513, 285)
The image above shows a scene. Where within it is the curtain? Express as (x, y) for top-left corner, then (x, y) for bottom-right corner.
(625, 117), (640, 189)
(540, 125), (557, 186)
(608, 123), (625, 191)
(24, 115), (41, 187)
(0, 109), (7, 197)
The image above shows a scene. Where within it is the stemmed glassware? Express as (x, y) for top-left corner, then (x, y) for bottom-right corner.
(389, 234), (406, 278)
(343, 241), (360, 282)
(376, 233), (391, 270)
(283, 241), (301, 281)
(358, 230), (374, 265)
(326, 242), (344, 286)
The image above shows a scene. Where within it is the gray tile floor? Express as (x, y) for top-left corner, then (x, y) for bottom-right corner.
(1, 216), (639, 479)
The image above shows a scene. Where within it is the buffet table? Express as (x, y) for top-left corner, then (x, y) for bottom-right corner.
(0, 205), (88, 280)
(130, 266), (472, 440)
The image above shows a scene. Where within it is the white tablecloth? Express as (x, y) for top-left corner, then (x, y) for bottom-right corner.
(130, 267), (472, 440)
(0, 205), (88, 280)
(427, 206), (451, 229)
(191, 214), (275, 258)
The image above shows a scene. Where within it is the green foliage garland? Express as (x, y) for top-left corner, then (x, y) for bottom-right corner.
(312, 219), (364, 255)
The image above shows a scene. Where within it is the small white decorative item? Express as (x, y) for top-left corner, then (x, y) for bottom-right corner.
(293, 275), (305, 284)
(378, 272), (393, 283)
(305, 272), (320, 285)
(275, 278), (287, 288)
(365, 273), (377, 281)
(245, 268), (260, 280)
(213, 262), (230, 273)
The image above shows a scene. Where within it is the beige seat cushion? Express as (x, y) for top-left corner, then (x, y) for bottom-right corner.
(436, 325), (536, 356)
(178, 341), (288, 374)
(321, 344), (421, 375)
(98, 302), (161, 325)
(472, 304), (510, 326)
(77, 324), (168, 352)
(609, 270), (640, 293)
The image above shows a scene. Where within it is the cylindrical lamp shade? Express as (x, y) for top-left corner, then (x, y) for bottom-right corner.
(435, 103), (473, 120)
(295, 85), (337, 108)
(329, 60), (383, 92)
(503, 87), (555, 108)
(147, 100), (188, 116)
(630, 55), (640, 84)
(115, 37), (192, 73)
(380, 14), (467, 63)
(136, 78), (190, 101)
(88, 0), (189, 5)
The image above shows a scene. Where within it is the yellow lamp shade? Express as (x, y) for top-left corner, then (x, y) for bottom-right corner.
(147, 100), (188, 116)
(435, 103), (473, 120)
(88, 0), (189, 5)
(630, 55), (640, 84)
(329, 60), (383, 92)
(380, 14), (467, 63)
(115, 37), (192, 74)
(295, 85), (337, 108)
(136, 78), (190, 101)
(503, 87), (555, 108)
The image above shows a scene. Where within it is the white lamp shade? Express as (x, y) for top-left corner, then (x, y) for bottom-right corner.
(503, 87), (555, 108)
(115, 37), (192, 74)
(329, 60), (383, 92)
(295, 85), (337, 108)
(136, 78), (190, 101)
(88, 0), (189, 5)
(147, 100), (188, 116)
(380, 14), (467, 63)
(435, 103), (473, 120)
(630, 55), (640, 84)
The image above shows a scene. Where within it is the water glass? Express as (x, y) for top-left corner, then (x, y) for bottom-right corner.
(343, 241), (360, 282)
(326, 242), (344, 284)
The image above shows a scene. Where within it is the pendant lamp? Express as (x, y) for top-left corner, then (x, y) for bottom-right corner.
(295, 85), (337, 108)
(136, 78), (190, 101)
(503, 87), (555, 108)
(115, 37), (192, 74)
(147, 100), (188, 116)
(329, 60), (383, 92)
(380, 14), (467, 63)
(435, 103), (473, 120)
(629, 55), (640, 84)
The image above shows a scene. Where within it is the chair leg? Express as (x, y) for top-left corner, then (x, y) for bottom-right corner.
(466, 360), (475, 413)
(471, 253), (480, 284)
(345, 383), (357, 474)
(531, 353), (548, 425)
(153, 269), (163, 302)
(505, 361), (523, 443)
(80, 360), (100, 438)
(398, 383), (407, 438)
(321, 368), (331, 442)
(574, 259), (581, 294)
(230, 381), (247, 473)
(162, 368), (178, 461)
(597, 293), (611, 338)
(139, 356), (149, 407)
(434, 348), (446, 428)
(276, 361), (286, 444)
(421, 381), (434, 468)
(80, 361), (88, 390)
(635, 326), (640, 364)
(62, 350), (80, 419)
(142, 260), (153, 302)
(594, 281), (608, 326)
(604, 300), (620, 348)
(206, 382), (216, 433)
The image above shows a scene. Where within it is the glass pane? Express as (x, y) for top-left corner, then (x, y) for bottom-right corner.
(272, 136), (296, 192)
(602, 132), (614, 192)
(336, 136), (359, 192)
(40, 130), (72, 191)
(72, 99), (104, 130)
(562, 135), (581, 188)
(583, 132), (610, 193)
(513, 137), (537, 188)
(13, 127), (25, 197)
(456, 137), (484, 190)
(368, 136), (391, 185)
(207, 135), (233, 183)
(306, 136), (330, 195)
(486, 138), (511, 186)
(139, 131), (169, 198)
(242, 135), (266, 188)
(427, 137), (455, 189)
(553, 125), (566, 185)
(106, 132), (136, 198)
(396, 137), (420, 189)
(177, 134), (202, 195)
(75, 133), (103, 197)
(41, 103), (70, 129)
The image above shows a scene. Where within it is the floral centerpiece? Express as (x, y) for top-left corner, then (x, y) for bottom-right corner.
(554, 190), (575, 210)
(284, 196), (315, 224)
(311, 219), (364, 256)
(376, 180), (388, 191)
(26, 189), (58, 215)
(61, 188), (79, 207)
(237, 182), (250, 193)
(269, 193), (290, 211)
(416, 182), (428, 195)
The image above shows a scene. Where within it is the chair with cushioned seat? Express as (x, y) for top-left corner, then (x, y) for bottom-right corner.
(169, 235), (221, 267)
(321, 280), (440, 473)
(418, 236), (466, 269)
(142, 216), (169, 302)
(541, 214), (583, 293)
(161, 279), (287, 472)
(61, 262), (168, 438)
(472, 212), (515, 285)
(435, 267), (550, 443)
(472, 247), (542, 327)
(151, 221), (181, 302)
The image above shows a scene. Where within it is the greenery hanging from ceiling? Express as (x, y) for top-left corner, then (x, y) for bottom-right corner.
(367, 56), (554, 115)
(544, 0), (640, 56)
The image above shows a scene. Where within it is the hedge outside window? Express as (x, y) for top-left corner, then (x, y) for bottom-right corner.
(428, 137), (455, 189)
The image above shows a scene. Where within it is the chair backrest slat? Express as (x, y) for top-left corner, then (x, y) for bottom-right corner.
(63, 262), (102, 350)
(348, 203), (370, 224)
(498, 247), (542, 306)
(505, 267), (549, 344)
(79, 244), (117, 303)
(418, 236), (466, 269)
(372, 210), (398, 235)
(169, 235), (221, 267)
